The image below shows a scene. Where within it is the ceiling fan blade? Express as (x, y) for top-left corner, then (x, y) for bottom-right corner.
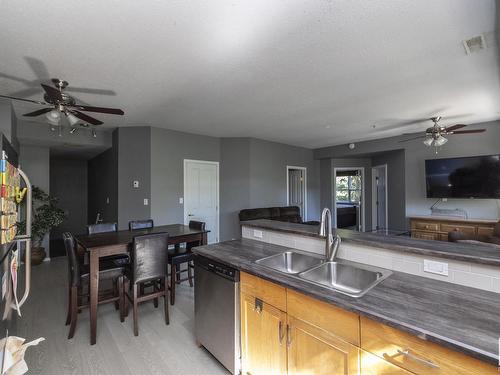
(41, 83), (63, 101)
(23, 108), (52, 117)
(66, 87), (116, 96)
(70, 110), (104, 125)
(0, 94), (48, 106)
(71, 105), (124, 115)
(446, 124), (466, 132)
(399, 135), (426, 143)
(450, 129), (486, 134)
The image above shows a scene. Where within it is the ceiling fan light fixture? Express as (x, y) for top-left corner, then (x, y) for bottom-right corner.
(45, 109), (61, 125)
(434, 135), (448, 147)
(66, 112), (79, 126)
(69, 127), (77, 134)
(91, 128), (97, 138)
(423, 137), (433, 146)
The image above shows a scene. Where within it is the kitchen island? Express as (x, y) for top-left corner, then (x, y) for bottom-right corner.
(193, 238), (500, 374)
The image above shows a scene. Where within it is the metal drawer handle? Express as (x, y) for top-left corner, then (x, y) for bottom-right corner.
(286, 324), (292, 347)
(278, 321), (285, 345)
(396, 349), (439, 369)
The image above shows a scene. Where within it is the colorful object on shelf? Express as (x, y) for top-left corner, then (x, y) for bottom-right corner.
(14, 188), (26, 205)
(0, 152), (19, 245)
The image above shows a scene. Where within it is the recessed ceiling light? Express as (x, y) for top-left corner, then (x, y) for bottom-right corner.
(92, 129), (97, 138)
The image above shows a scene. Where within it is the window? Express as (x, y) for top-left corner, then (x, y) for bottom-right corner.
(335, 174), (361, 203)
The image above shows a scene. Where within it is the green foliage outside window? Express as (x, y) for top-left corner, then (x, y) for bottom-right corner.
(335, 175), (361, 203)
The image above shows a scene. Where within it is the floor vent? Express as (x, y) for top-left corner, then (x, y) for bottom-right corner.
(462, 34), (486, 55)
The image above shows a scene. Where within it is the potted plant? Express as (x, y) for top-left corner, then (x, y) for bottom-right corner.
(18, 186), (66, 265)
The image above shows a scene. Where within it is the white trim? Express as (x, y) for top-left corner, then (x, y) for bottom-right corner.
(371, 164), (388, 231)
(183, 159), (220, 242)
(333, 167), (365, 232)
(286, 165), (308, 221)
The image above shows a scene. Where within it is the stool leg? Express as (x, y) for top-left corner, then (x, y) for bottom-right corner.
(133, 284), (139, 336)
(163, 277), (169, 325)
(170, 264), (176, 305)
(65, 287), (71, 326)
(124, 278), (130, 318)
(118, 276), (125, 323)
(187, 262), (194, 287)
(153, 280), (159, 308)
(68, 286), (78, 339)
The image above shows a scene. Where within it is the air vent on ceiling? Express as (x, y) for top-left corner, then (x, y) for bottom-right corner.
(462, 34), (486, 55)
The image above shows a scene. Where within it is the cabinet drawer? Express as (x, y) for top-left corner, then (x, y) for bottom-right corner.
(360, 317), (498, 375)
(441, 223), (476, 236)
(240, 272), (287, 311)
(361, 350), (412, 374)
(412, 231), (440, 241)
(413, 221), (439, 231)
(478, 226), (494, 239)
(287, 289), (360, 346)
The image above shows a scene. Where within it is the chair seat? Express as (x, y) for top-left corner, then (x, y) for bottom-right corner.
(102, 254), (130, 266)
(168, 247), (193, 265)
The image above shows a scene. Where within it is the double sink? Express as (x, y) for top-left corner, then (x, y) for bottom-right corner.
(255, 251), (392, 298)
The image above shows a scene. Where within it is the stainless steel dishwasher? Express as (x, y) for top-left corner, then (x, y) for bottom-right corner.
(194, 256), (240, 375)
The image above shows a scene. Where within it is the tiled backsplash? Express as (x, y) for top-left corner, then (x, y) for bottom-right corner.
(242, 225), (500, 293)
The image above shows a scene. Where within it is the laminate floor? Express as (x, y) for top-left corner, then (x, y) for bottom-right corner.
(18, 258), (229, 375)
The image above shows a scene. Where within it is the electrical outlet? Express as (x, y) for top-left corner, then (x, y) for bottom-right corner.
(423, 259), (448, 276)
(143, 198), (149, 206)
(133, 180), (139, 188)
(253, 230), (263, 238)
(179, 197), (184, 204)
(106, 197), (110, 204)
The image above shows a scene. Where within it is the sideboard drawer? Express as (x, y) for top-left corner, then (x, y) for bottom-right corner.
(360, 317), (498, 375)
(413, 222), (439, 231)
(441, 223), (475, 236)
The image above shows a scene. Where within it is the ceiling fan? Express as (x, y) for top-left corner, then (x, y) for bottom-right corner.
(399, 116), (485, 149)
(0, 78), (124, 127)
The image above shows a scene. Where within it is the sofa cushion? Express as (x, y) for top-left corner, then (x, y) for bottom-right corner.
(239, 207), (273, 221)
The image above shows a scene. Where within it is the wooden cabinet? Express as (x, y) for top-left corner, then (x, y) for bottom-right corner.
(287, 316), (360, 375)
(240, 292), (287, 375)
(409, 216), (497, 242)
(360, 316), (499, 375)
(240, 272), (499, 375)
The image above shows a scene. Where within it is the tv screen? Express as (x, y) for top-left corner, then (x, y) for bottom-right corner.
(425, 154), (500, 199)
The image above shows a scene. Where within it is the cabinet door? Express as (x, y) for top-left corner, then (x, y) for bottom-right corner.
(361, 350), (412, 374)
(288, 316), (360, 375)
(240, 293), (287, 375)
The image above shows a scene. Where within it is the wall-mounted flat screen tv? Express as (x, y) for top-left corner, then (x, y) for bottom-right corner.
(425, 154), (500, 199)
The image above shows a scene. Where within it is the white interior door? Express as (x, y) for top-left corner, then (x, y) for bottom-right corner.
(184, 160), (219, 243)
(287, 167), (307, 220)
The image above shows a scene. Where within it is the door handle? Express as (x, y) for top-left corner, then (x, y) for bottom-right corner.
(278, 321), (285, 345)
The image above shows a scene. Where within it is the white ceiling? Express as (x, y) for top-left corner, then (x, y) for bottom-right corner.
(1, 0), (499, 149)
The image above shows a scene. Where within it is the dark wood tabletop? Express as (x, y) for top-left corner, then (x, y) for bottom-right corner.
(76, 224), (209, 249)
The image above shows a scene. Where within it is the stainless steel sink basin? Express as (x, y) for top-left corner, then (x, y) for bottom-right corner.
(255, 251), (324, 274)
(298, 261), (392, 297)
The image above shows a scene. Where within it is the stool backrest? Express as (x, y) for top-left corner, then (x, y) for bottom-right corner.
(87, 222), (117, 235)
(188, 220), (205, 231)
(129, 219), (154, 231)
(132, 232), (169, 284)
(63, 232), (80, 287)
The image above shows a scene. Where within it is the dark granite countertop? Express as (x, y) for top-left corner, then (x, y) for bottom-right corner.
(241, 219), (500, 266)
(193, 239), (500, 366)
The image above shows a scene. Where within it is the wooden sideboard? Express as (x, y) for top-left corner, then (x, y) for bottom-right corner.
(409, 215), (497, 242)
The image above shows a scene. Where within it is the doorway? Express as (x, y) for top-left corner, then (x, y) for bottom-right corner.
(184, 159), (219, 244)
(371, 164), (388, 231)
(333, 168), (364, 231)
(286, 166), (307, 220)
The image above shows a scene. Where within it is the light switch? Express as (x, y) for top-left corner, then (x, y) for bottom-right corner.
(106, 197), (110, 204)
(144, 198), (149, 205)
(179, 197), (184, 204)
(423, 259), (448, 276)
(133, 180), (139, 188)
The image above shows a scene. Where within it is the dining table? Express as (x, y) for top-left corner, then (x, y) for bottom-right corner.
(76, 224), (208, 345)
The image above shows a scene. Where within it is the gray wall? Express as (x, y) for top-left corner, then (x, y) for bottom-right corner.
(117, 127), (151, 229)
(88, 141), (118, 225)
(220, 138), (320, 240)
(371, 150), (406, 230)
(220, 138), (251, 240)
(314, 120), (500, 222)
(150, 127), (221, 226)
(50, 157), (88, 238)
